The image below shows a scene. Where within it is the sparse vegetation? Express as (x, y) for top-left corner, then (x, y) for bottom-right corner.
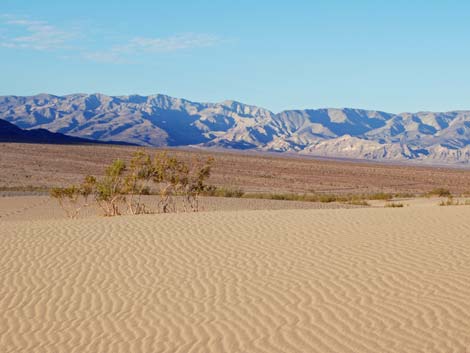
(124, 151), (154, 215)
(93, 159), (127, 216)
(428, 188), (452, 197)
(438, 196), (459, 206)
(367, 192), (393, 201)
(206, 191), (403, 205)
(204, 186), (245, 198)
(180, 155), (215, 212)
(393, 192), (415, 199)
(234, 192), (385, 205)
(437, 196), (470, 206)
(346, 200), (371, 206)
(50, 151), (214, 217)
(385, 202), (405, 208)
(49, 176), (95, 218)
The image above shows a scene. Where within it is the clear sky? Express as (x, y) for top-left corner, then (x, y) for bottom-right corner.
(1, 0), (469, 113)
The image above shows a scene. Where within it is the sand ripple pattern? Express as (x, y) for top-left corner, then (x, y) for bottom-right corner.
(1, 207), (470, 352)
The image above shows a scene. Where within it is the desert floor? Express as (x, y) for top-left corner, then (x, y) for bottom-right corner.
(1, 196), (470, 352)
(4, 142), (470, 194)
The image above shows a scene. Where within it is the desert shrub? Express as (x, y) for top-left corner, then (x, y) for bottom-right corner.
(239, 192), (363, 204)
(152, 152), (188, 213)
(50, 186), (82, 218)
(49, 176), (95, 218)
(270, 193), (289, 201)
(93, 159), (127, 216)
(178, 156), (214, 212)
(197, 189), (413, 205)
(239, 192), (389, 204)
(368, 192), (393, 201)
(394, 192), (415, 198)
(428, 188), (452, 197)
(437, 197), (470, 206)
(385, 202), (404, 208)
(205, 187), (245, 198)
(438, 197), (459, 206)
(317, 194), (338, 203)
(347, 200), (370, 206)
(50, 151), (214, 217)
(240, 192), (269, 200)
(124, 151), (155, 215)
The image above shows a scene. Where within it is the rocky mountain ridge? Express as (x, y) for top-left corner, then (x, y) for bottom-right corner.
(2, 93), (470, 164)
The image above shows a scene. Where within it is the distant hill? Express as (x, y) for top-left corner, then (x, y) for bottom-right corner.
(2, 93), (470, 164)
(0, 118), (135, 146)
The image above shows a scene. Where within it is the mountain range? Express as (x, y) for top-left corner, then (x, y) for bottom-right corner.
(0, 117), (134, 145)
(2, 93), (470, 164)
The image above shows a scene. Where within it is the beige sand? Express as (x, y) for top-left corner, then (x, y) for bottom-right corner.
(0, 195), (361, 222)
(1, 202), (470, 352)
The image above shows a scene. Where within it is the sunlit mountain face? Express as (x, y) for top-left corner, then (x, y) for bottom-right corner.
(3, 93), (470, 164)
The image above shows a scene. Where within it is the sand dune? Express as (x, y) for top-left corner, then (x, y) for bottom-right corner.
(1, 205), (470, 352)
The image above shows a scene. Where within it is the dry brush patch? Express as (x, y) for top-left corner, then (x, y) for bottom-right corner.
(50, 151), (214, 217)
(208, 190), (394, 205)
(385, 202), (405, 208)
(438, 197), (470, 207)
(426, 188), (452, 197)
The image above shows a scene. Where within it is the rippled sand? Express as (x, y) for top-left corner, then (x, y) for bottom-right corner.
(1, 200), (470, 352)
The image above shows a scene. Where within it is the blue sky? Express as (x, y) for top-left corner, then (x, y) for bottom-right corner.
(1, 0), (469, 113)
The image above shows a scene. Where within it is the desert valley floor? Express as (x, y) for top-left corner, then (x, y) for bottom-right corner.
(1, 144), (470, 352)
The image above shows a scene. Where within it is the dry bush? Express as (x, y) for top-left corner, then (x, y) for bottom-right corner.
(180, 156), (214, 212)
(204, 187), (245, 198)
(93, 159), (127, 216)
(124, 151), (154, 215)
(153, 152), (186, 213)
(438, 197), (459, 206)
(50, 151), (214, 217)
(236, 192), (381, 205)
(428, 188), (452, 197)
(367, 192), (393, 201)
(437, 197), (470, 206)
(149, 152), (214, 213)
(347, 200), (370, 206)
(385, 202), (405, 208)
(49, 176), (95, 218)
